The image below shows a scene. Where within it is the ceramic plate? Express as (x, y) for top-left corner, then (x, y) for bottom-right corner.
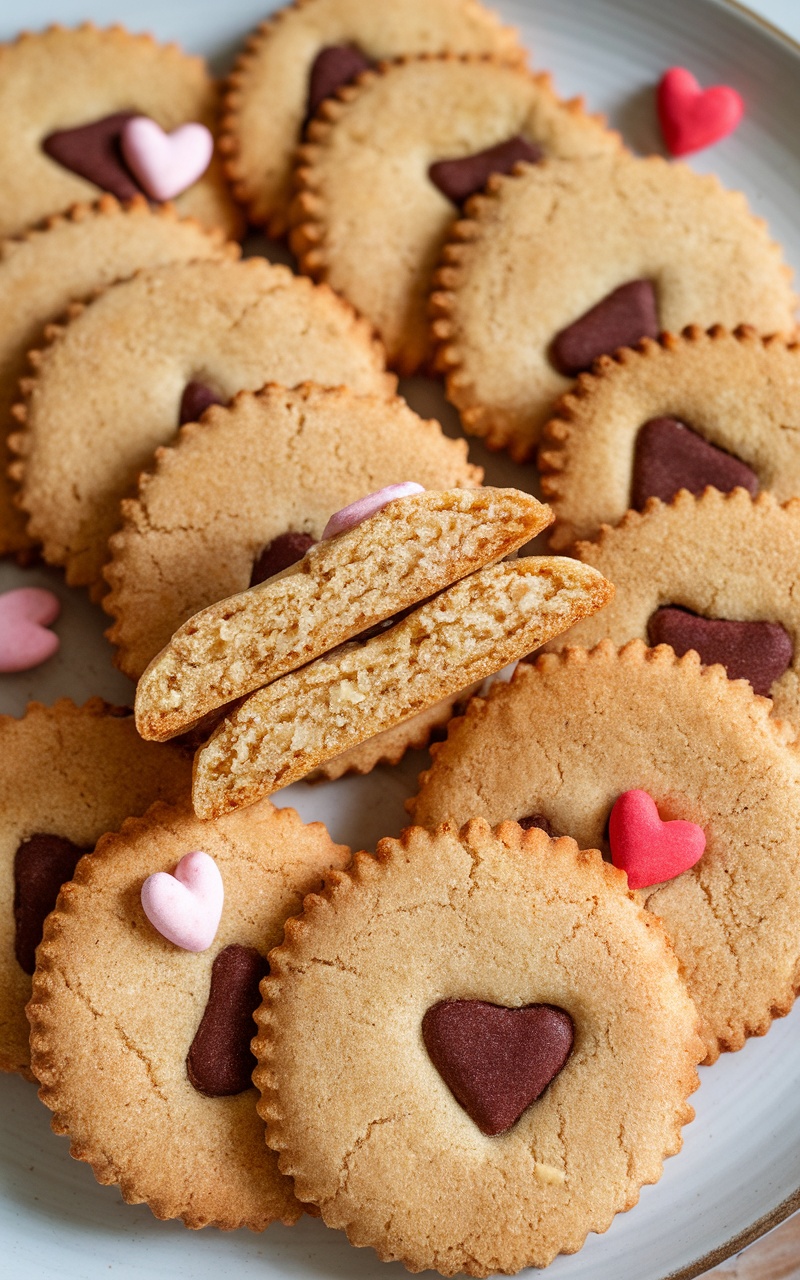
(2, 0), (800, 1276)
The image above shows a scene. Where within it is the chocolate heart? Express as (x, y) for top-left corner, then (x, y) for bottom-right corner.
(518, 813), (556, 837)
(306, 45), (373, 119)
(250, 531), (316, 587)
(187, 944), (269, 1096)
(14, 833), (89, 974)
(422, 999), (573, 1135)
(632, 417), (759, 509)
(42, 112), (144, 201)
(647, 606), (792, 697)
(179, 381), (224, 426)
(429, 136), (543, 205)
(551, 280), (659, 376)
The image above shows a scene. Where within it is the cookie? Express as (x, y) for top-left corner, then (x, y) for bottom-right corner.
(27, 796), (349, 1228)
(430, 154), (796, 460)
(9, 259), (394, 593)
(0, 197), (236, 560)
(255, 819), (704, 1275)
(539, 326), (800, 549)
(221, 0), (524, 237)
(290, 54), (620, 373)
(135, 486), (551, 742)
(0, 698), (191, 1078)
(0, 25), (241, 240)
(192, 557), (613, 815)
(410, 641), (800, 1061)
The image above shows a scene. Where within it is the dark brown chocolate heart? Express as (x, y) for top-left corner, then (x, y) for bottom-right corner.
(42, 112), (144, 201)
(14, 833), (90, 975)
(178, 381), (224, 426)
(186, 944), (269, 1096)
(551, 280), (660, 376)
(429, 135), (543, 205)
(250, 531), (316, 587)
(422, 999), (573, 1135)
(306, 45), (373, 119)
(631, 417), (760, 509)
(647, 606), (792, 696)
(518, 813), (556, 837)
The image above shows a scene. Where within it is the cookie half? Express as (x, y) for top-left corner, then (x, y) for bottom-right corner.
(255, 819), (703, 1275)
(539, 326), (800, 548)
(192, 557), (613, 815)
(221, 0), (523, 237)
(0, 25), (241, 239)
(0, 698), (190, 1078)
(431, 154), (796, 459)
(27, 797), (350, 1229)
(9, 259), (394, 593)
(410, 641), (800, 1062)
(291, 54), (620, 373)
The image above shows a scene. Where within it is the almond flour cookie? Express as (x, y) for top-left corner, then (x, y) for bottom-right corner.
(0, 698), (191, 1078)
(193, 557), (613, 815)
(0, 25), (241, 241)
(431, 155), (796, 460)
(255, 819), (703, 1275)
(410, 642), (800, 1062)
(291, 55), (620, 373)
(221, 0), (523, 237)
(0, 197), (236, 559)
(539, 326), (800, 549)
(9, 259), (394, 593)
(27, 797), (349, 1228)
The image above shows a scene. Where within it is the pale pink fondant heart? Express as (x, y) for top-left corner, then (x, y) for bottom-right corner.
(609, 789), (706, 890)
(120, 117), (214, 202)
(0, 587), (60, 672)
(657, 67), (743, 157)
(322, 482), (425, 540)
(141, 850), (223, 951)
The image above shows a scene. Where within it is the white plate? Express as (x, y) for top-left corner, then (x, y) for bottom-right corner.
(2, 0), (800, 1276)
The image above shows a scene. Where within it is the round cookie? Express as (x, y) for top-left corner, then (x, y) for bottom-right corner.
(0, 197), (236, 559)
(290, 55), (620, 373)
(0, 698), (191, 1078)
(430, 154), (796, 460)
(410, 641), (800, 1062)
(0, 25), (241, 240)
(255, 819), (704, 1275)
(539, 326), (800, 549)
(221, 0), (524, 237)
(9, 258), (395, 593)
(27, 796), (350, 1228)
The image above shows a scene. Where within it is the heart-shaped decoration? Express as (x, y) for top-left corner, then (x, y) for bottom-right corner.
(422, 999), (574, 1135)
(321, 482), (424, 539)
(657, 67), (743, 157)
(120, 117), (214, 202)
(632, 416), (759, 509)
(0, 587), (60, 673)
(647, 608), (792, 698)
(609, 790), (706, 890)
(141, 851), (223, 951)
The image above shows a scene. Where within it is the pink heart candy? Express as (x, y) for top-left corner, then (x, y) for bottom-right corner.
(141, 851), (223, 952)
(322, 482), (425, 540)
(0, 587), (60, 672)
(657, 67), (743, 157)
(609, 790), (706, 890)
(120, 117), (214, 202)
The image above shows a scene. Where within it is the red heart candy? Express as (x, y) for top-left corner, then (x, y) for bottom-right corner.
(657, 67), (743, 157)
(609, 790), (705, 890)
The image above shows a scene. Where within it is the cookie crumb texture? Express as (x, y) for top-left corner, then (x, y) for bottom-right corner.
(255, 820), (703, 1275)
(27, 798), (350, 1229)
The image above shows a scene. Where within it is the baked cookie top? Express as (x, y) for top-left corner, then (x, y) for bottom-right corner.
(540, 326), (800, 549)
(0, 25), (241, 240)
(255, 819), (703, 1276)
(9, 259), (394, 592)
(0, 698), (190, 1078)
(27, 796), (350, 1229)
(0, 197), (235, 559)
(291, 54), (620, 373)
(410, 641), (800, 1062)
(221, 0), (523, 236)
(431, 155), (796, 460)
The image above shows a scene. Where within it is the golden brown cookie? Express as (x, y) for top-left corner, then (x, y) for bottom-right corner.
(255, 819), (704, 1275)
(27, 796), (350, 1228)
